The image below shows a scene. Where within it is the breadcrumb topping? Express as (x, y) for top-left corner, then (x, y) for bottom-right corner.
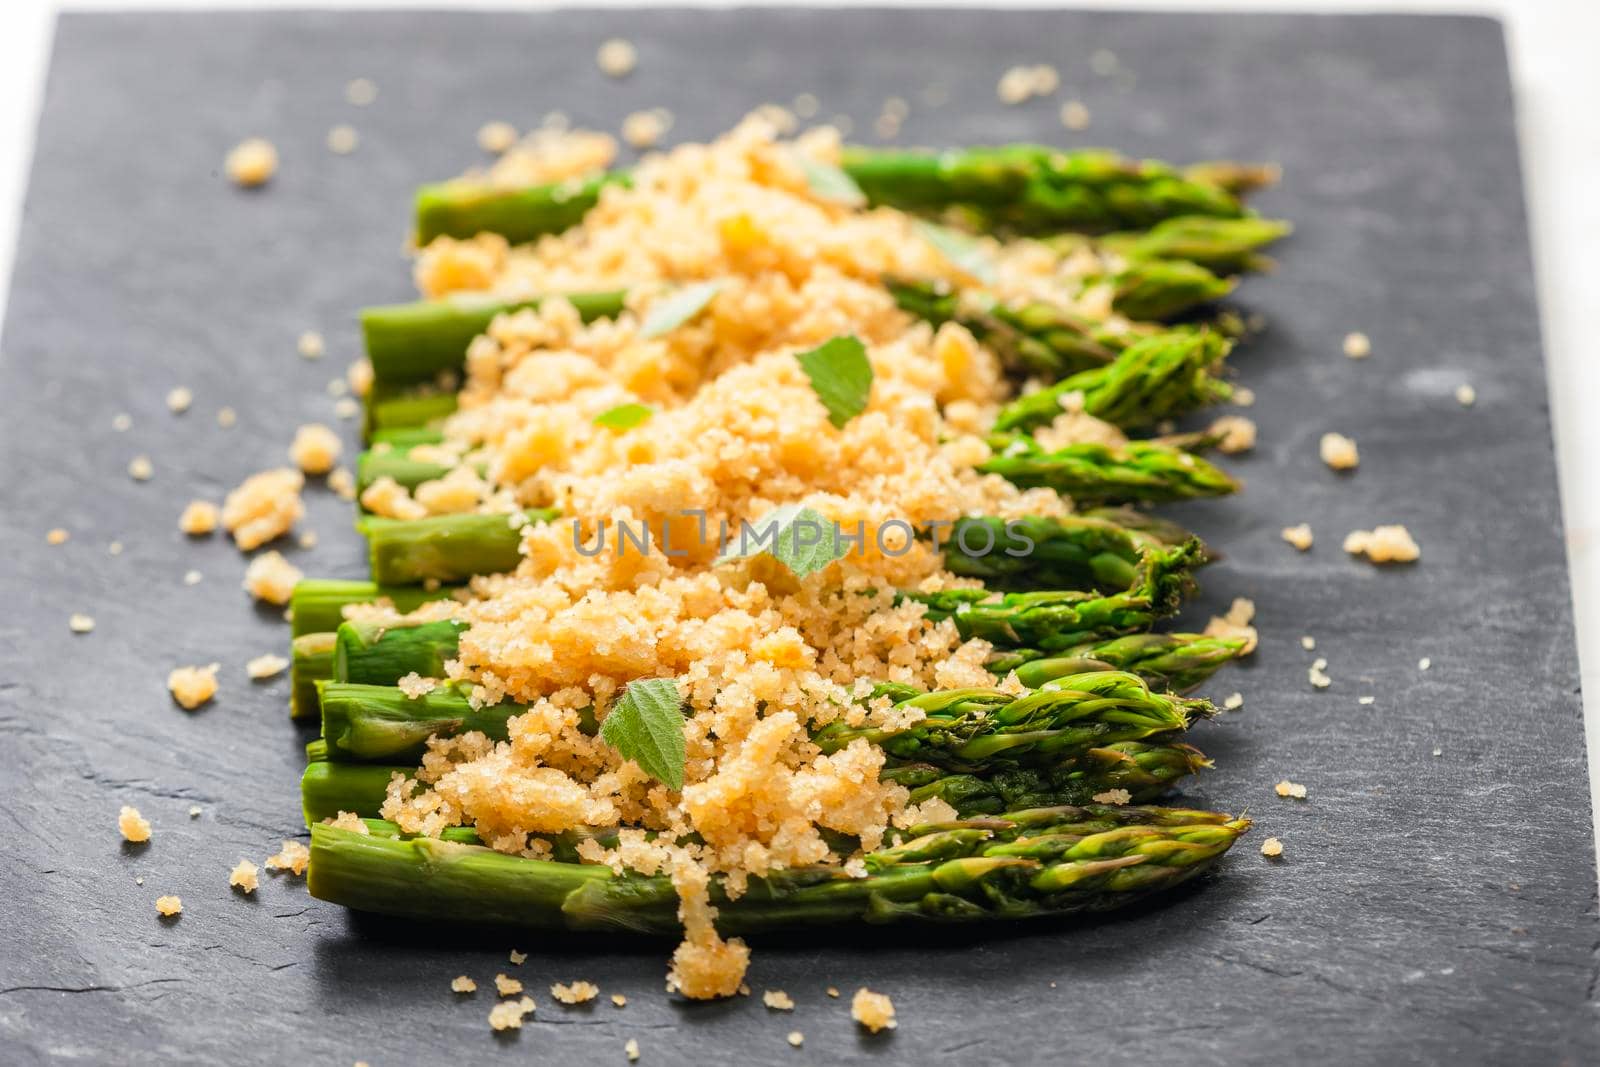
(1343, 525), (1420, 564)
(155, 895), (183, 917)
(851, 988), (897, 1032)
(244, 550), (304, 605)
(787, 1031), (804, 1047)
(1308, 658), (1331, 689)
(290, 424), (343, 476)
(1091, 788), (1132, 805)
(1261, 837), (1284, 858)
(322, 811), (370, 833)
(1319, 432), (1359, 471)
(488, 996), (536, 1030)
(1274, 779), (1308, 799)
(265, 839), (310, 876)
(119, 805), (152, 843)
(247, 653), (289, 680)
(1210, 414), (1256, 454)
(452, 975), (478, 993)
(552, 981), (599, 1004)
(225, 138), (277, 187)
(624, 1038), (640, 1061)
(1204, 597), (1258, 656)
(230, 859), (260, 893)
(494, 974), (523, 996)
(168, 663), (220, 710)
(223, 468), (304, 550)
(1280, 523), (1313, 551)
(762, 990), (795, 1011)
(180, 500), (220, 536)
(596, 38), (638, 78)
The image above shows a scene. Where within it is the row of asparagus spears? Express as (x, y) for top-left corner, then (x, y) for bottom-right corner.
(302, 143), (1281, 934)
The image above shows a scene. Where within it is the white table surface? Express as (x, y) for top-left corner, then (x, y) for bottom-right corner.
(3, 0), (1596, 861)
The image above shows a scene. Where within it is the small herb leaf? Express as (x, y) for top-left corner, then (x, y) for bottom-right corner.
(638, 281), (723, 339)
(593, 403), (655, 430)
(916, 220), (997, 285)
(715, 503), (847, 579)
(795, 335), (873, 429)
(796, 155), (867, 208)
(599, 678), (687, 790)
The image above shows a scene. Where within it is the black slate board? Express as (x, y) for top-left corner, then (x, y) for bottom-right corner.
(1, 9), (1595, 1065)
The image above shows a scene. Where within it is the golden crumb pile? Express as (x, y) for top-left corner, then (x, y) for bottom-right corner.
(223, 468), (304, 550)
(265, 839), (310, 876)
(1343, 525), (1420, 564)
(551, 981), (599, 1005)
(244, 551), (304, 605)
(168, 663), (220, 710)
(119, 805), (152, 843)
(229, 859), (260, 893)
(851, 988), (897, 1032)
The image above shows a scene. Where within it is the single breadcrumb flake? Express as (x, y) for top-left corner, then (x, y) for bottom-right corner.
(998, 63), (1058, 104)
(1261, 837), (1284, 858)
(222, 468), (304, 550)
(494, 974), (524, 997)
(452, 975), (478, 994)
(155, 895), (183, 917)
(1432, 746), (1443, 757)
(1274, 779), (1308, 800)
(180, 500), (219, 536)
(69, 613), (95, 634)
(1210, 414), (1256, 454)
(1342, 331), (1371, 359)
(478, 121), (518, 154)
(183, 570), (203, 586)
(321, 810), (370, 833)
(508, 949), (527, 965)
(289, 423), (343, 476)
(247, 653), (289, 680)
(229, 859), (260, 894)
(129, 455), (154, 481)
(1308, 657), (1331, 689)
(625, 1038), (641, 1062)
(397, 672), (438, 699)
(488, 996), (536, 1031)
(611, 993), (627, 1007)
(347, 359), (374, 397)
(1418, 657), (1432, 671)
(826, 987), (840, 998)
(851, 988), (897, 1033)
(112, 412), (132, 431)
(1281, 523), (1313, 551)
(1300, 635), (1316, 651)
(168, 663), (220, 709)
(762, 989), (795, 1011)
(345, 77), (378, 106)
(1358, 695), (1375, 705)
(1343, 525), (1421, 564)
(1092, 788), (1132, 805)
(326, 125), (359, 154)
(787, 1031), (804, 1048)
(119, 805), (152, 843)
(46, 527), (70, 545)
(597, 38), (638, 78)
(166, 386), (193, 414)
(225, 138), (277, 187)
(622, 109), (672, 149)
(297, 331), (326, 359)
(265, 839), (310, 876)
(217, 406), (237, 429)
(552, 981), (599, 1005)
(1223, 692), (1244, 711)
(1203, 597), (1258, 655)
(1455, 383), (1477, 407)
(108, 541), (124, 555)
(1319, 432), (1359, 471)
(327, 467), (357, 501)
(244, 550), (303, 606)
(1059, 99), (1091, 130)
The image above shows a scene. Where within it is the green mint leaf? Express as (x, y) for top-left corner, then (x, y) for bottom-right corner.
(915, 220), (997, 285)
(638, 280), (722, 339)
(795, 335), (872, 429)
(715, 503), (847, 579)
(796, 154), (867, 208)
(599, 677), (687, 790)
(593, 402), (655, 430)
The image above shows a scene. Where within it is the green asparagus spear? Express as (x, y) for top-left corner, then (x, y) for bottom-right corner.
(1100, 260), (1236, 321)
(940, 512), (1199, 592)
(365, 384), (460, 439)
(987, 632), (1249, 692)
(290, 632), (337, 721)
(289, 579), (455, 638)
(415, 173), (627, 245)
(1090, 215), (1292, 274)
(360, 508), (557, 585)
(302, 759), (403, 826)
(980, 436), (1239, 504)
(308, 804), (1247, 934)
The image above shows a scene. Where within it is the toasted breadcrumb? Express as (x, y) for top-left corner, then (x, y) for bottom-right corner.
(297, 331), (325, 359)
(596, 38), (638, 78)
(1274, 779), (1308, 799)
(1091, 789), (1131, 805)
(787, 1031), (804, 1048)
(762, 990), (795, 1011)
(452, 975), (478, 994)
(225, 138), (277, 187)
(552, 981), (599, 1004)
(494, 973), (524, 997)
(69, 614), (95, 634)
(1059, 100), (1091, 130)
(1223, 692), (1244, 711)
(1319, 432), (1359, 471)
(1358, 695), (1375, 705)
(229, 859), (260, 893)
(851, 988), (897, 1032)
(328, 467), (357, 501)
(290, 423), (343, 476)
(298, 530), (319, 550)
(322, 810), (370, 833)
(397, 672), (438, 699)
(509, 949), (527, 965)
(998, 63), (1058, 104)
(119, 805), (152, 843)
(622, 109), (672, 149)
(1210, 414), (1256, 454)
(1204, 597), (1258, 655)
(168, 663), (220, 709)
(488, 996), (536, 1031)
(826, 987), (840, 998)
(360, 476), (428, 520)
(1343, 525), (1420, 564)
(180, 500), (220, 536)
(345, 78), (377, 106)
(166, 386), (193, 414)
(611, 993), (627, 1007)
(327, 125), (359, 154)
(624, 1038), (640, 1061)
(155, 895), (183, 917)
(1342, 331), (1371, 358)
(1280, 523), (1313, 551)
(1300, 635), (1315, 651)
(129, 455), (153, 481)
(244, 550), (304, 606)
(222, 468), (304, 550)
(46, 527), (69, 545)
(265, 839), (311, 876)
(246, 653), (289, 680)
(1261, 837), (1284, 858)
(1308, 658), (1331, 689)
(478, 121), (519, 154)
(1455, 383), (1477, 407)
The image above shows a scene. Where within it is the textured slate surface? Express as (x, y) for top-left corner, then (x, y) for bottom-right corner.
(0, 8), (1595, 1065)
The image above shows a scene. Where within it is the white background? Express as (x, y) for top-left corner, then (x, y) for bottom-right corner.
(2, 0), (1597, 855)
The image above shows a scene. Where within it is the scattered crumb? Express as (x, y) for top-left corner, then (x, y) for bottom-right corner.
(478, 121), (518, 154)
(1281, 523), (1313, 551)
(494, 974), (524, 997)
(622, 109), (672, 149)
(155, 895), (183, 917)
(488, 996), (536, 1031)
(397, 672), (438, 699)
(597, 38), (638, 78)
(1059, 99), (1091, 130)
(1204, 597), (1258, 655)
(222, 468), (305, 550)
(1090, 48), (1119, 75)
(129, 455), (153, 481)
(787, 1031), (804, 1048)
(997, 63), (1058, 104)
(244, 550), (304, 606)
(69, 613), (95, 634)
(265, 839), (311, 876)
(1343, 525), (1421, 564)
(1223, 692), (1244, 711)
(1432, 746), (1442, 757)
(1232, 386), (1256, 407)
(1342, 331), (1371, 359)
(552, 981), (600, 1005)
(168, 663), (220, 709)
(47, 527), (69, 545)
(1418, 657), (1432, 671)
(297, 331), (325, 359)
(508, 949), (527, 965)
(184, 570), (203, 586)
(298, 530), (319, 550)
(793, 93), (819, 118)
(246, 653), (289, 680)
(826, 987), (840, 998)
(166, 386), (193, 414)
(347, 359), (374, 397)
(1319, 432), (1359, 471)
(328, 467), (357, 501)
(333, 396), (360, 420)
(611, 993), (627, 1007)
(1358, 696), (1375, 705)
(108, 541), (124, 556)
(1455, 383), (1477, 407)
(345, 78), (378, 106)
(1308, 657), (1331, 689)
(224, 138), (277, 188)
(112, 412), (132, 431)
(188, 806), (202, 818)
(1274, 779), (1308, 800)
(327, 125), (359, 154)
(1210, 414), (1256, 454)
(180, 500), (220, 536)
(1091, 788), (1132, 805)
(321, 811), (369, 833)
(229, 859), (260, 894)
(217, 406), (237, 428)
(1261, 837), (1284, 858)
(851, 988), (897, 1033)
(452, 975), (478, 994)
(119, 805), (152, 843)
(763, 989), (795, 1011)
(1300, 635), (1316, 651)
(625, 1038), (640, 1062)
(290, 423), (343, 476)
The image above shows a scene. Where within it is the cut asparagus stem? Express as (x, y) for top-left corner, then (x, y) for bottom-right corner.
(319, 681), (518, 763)
(992, 329), (1232, 434)
(360, 508), (557, 585)
(980, 436), (1239, 504)
(365, 385), (459, 439)
(308, 805), (1247, 933)
(357, 448), (461, 494)
(290, 632), (337, 721)
(301, 760), (403, 827)
(987, 632), (1250, 692)
(362, 290), (627, 388)
(415, 173), (626, 245)
(289, 579), (455, 638)
(334, 619), (466, 687)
